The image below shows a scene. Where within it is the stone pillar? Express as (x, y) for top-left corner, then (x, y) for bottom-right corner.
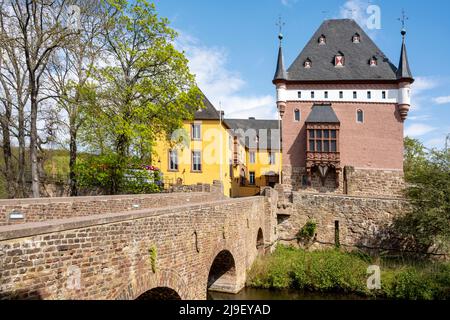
(262, 187), (279, 253)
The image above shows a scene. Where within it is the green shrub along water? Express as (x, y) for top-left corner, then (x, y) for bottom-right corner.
(247, 245), (450, 300)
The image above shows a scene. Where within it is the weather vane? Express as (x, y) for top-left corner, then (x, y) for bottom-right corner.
(398, 9), (409, 31)
(276, 15), (285, 43)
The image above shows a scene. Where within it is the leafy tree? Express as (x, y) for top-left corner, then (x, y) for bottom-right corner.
(75, 153), (161, 195)
(77, 0), (202, 193)
(395, 137), (450, 254)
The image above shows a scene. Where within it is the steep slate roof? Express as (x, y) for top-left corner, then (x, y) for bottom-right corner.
(273, 46), (288, 81)
(287, 19), (398, 81)
(194, 95), (222, 120)
(396, 31), (413, 80)
(305, 105), (340, 123)
(224, 118), (281, 151)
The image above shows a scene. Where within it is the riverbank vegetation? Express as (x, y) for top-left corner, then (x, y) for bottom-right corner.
(247, 245), (450, 300)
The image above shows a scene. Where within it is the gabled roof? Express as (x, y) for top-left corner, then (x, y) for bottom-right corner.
(305, 105), (340, 123)
(194, 94), (222, 120)
(224, 118), (281, 151)
(286, 19), (398, 82)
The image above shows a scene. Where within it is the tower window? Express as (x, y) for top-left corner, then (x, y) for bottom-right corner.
(357, 109), (364, 123)
(304, 59), (312, 68)
(382, 91), (386, 99)
(367, 91), (371, 99)
(318, 35), (326, 45)
(352, 33), (360, 43)
(307, 129), (338, 153)
(294, 109), (301, 122)
(335, 53), (345, 67)
(370, 57), (378, 66)
(353, 91), (357, 99)
(311, 91), (315, 99)
(298, 91), (302, 99)
(339, 91), (343, 99)
(324, 91), (329, 99)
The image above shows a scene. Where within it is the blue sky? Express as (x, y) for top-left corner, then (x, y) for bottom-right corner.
(155, 0), (450, 149)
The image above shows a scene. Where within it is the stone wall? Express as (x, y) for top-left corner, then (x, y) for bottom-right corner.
(277, 191), (410, 250)
(0, 184), (223, 226)
(0, 195), (274, 300)
(282, 166), (404, 198)
(344, 167), (405, 198)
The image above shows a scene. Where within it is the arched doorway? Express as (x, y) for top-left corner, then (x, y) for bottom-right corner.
(256, 228), (264, 254)
(207, 250), (238, 294)
(136, 287), (181, 300)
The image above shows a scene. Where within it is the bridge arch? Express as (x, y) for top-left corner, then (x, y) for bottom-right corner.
(207, 249), (238, 294)
(136, 287), (181, 300)
(116, 268), (188, 300)
(256, 228), (264, 254)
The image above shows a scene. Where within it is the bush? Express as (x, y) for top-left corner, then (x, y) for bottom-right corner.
(296, 221), (317, 242)
(75, 153), (161, 195)
(247, 245), (450, 300)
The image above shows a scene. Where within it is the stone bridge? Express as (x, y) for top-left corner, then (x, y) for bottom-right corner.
(0, 184), (278, 300)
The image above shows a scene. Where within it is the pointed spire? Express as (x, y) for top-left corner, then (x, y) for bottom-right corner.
(396, 12), (413, 81)
(273, 34), (287, 81)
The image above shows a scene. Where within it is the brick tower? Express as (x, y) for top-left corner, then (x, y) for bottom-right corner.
(273, 19), (414, 197)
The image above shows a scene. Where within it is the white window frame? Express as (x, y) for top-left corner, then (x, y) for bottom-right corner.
(269, 152), (276, 165)
(191, 123), (201, 140)
(192, 151), (202, 172)
(169, 150), (178, 171)
(249, 172), (256, 185)
(249, 151), (256, 164)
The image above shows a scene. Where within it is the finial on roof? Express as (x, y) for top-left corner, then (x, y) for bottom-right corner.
(276, 15), (285, 46)
(273, 16), (287, 82)
(398, 9), (408, 38)
(396, 10), (413, 82)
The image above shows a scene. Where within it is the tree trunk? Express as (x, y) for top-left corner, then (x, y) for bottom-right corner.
(30, 82), (40, 198)
(17, 103), (26, 197)
(69, 127), (78, 196)
(0, 115), (15, 198)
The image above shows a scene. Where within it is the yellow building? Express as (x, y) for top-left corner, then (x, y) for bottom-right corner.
(153, 95), (282, 197)
(224, 118), (282, 197)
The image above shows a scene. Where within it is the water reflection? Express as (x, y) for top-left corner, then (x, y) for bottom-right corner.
(208, 287), (369, 300)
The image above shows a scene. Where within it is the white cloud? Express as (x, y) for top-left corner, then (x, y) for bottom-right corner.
(404, 124), (436, 138)
(424, 137), (446, 149)
(433, 96), (450, 105)
(412, 76), (439, 94)
(408, 115), (432, 121)
(409, 76), (440, 111)
(281, 0), (298, 7)
(339, 0), (368, 27)
(176, 32), (277, 120)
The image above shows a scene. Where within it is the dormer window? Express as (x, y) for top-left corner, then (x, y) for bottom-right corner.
(352, 33), (360, 43)
(318, 35), (326, 45)
(304, 58), (312, 68)
(335, 53), (345, 67)
(369, 56), (378, 67)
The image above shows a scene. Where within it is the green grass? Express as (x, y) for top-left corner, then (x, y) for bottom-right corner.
(247, 245), (450, 300)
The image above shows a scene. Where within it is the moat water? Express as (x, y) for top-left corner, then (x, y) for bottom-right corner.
(208, 288), (369, 300)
